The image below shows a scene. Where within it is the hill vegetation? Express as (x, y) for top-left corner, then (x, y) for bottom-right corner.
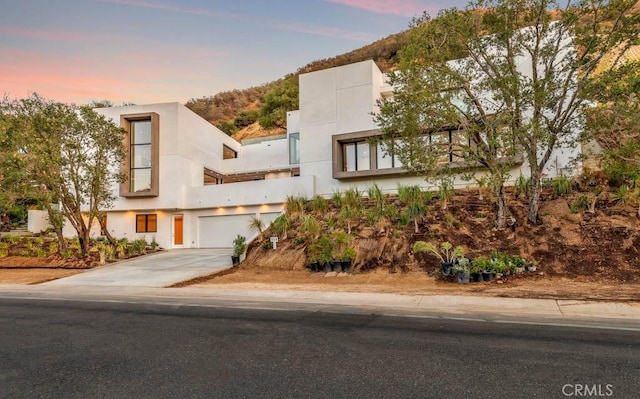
(184, 31), (408, 138)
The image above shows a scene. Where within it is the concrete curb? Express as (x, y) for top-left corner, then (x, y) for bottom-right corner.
(1, 284), (639, 324)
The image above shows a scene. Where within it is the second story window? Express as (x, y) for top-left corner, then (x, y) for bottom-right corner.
(120, 112), (159, 198)
(223, 145), (237, 160)
(289, 133), (300, 164)
(343, 141), (370, 172)
(130, 120), (152, 192)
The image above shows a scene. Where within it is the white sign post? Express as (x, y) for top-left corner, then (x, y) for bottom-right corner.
(270, 236), (278, 250)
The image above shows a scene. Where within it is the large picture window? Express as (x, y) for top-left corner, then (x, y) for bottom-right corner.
(120, 112), (159, 197)
(136, 214), (157, 233)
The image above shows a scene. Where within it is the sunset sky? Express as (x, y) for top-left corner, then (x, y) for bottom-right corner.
(1, 0), (467, 105)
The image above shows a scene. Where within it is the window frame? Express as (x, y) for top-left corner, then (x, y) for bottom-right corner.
(136, 214), (157, 233)
(332, 130), (405, 180)
(288, 132), (300, 164)
(120, 112), (159, 198)
(223, 144), (237, 160)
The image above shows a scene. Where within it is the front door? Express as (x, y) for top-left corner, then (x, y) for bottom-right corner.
(173, 215), (184, 248)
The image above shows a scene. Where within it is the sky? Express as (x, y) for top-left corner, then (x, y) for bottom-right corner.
(0, 0), (467, 105)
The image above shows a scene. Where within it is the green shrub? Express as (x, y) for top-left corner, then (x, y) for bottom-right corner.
(130, 239), (147, 255)
(49, 241), (58, 255)
(574, 194), (590, 211)
(515, 174), (531, 198)
(300, 215), (321, 237)
(262, 241), (273, 250)
(310, 195), (328, 214)
(150, 238), (159, 250)
(331, 190), (343, 207)
(552, 175), (573, 198)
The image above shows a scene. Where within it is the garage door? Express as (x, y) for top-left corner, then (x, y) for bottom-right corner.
(198, 213), (281, 248)
(198, 215), (253, 248)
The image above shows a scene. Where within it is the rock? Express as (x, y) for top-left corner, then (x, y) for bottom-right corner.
(323, 272), (337, 277)
(496, 280), (504, 284)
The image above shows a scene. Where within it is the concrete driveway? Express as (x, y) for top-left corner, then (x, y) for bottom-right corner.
(44, 249), (232, 288)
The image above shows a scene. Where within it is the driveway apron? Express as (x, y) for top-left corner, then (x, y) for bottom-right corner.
(44, 249), (231, 288)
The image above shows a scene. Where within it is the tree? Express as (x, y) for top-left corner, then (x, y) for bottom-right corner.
(585, 60), (640, 185)
(1, 94), (126, 257)
(258, 76), (299, 129)
(375, 0), (640, 226)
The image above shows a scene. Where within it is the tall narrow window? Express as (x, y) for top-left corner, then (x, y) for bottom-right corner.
(130, 120), (152, 192)
(120, 112), (159, 197)
(289, 133), (300, 164)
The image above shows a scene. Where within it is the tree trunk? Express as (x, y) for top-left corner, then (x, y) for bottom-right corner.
(494, 185), (507, 229)
(414, 218), (419, 234)
(528, 175), (542, 224)
(54, 228), (66, 254)
(78, 227), (91, 258)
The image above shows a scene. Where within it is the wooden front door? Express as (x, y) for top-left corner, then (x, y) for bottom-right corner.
(173, 215), (183, 247)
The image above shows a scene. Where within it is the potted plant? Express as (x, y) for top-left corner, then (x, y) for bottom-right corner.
(469, 258), (484, 282)
(454, 258), (470, 284)
(526, 260), (538, 272)
(306, 242), (321, 272)
(340, 247), (357, 273)
(232, 234), (246, 267)
(512, 255), (526, 273)
(413, 241), (465, 276)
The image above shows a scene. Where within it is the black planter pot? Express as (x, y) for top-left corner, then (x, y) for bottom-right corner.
(482, 271), (494, 282)
(331, 260), (343, 273)
(456, 270), (470, 284)
(322, 262), (332, 273)
(441, 262), (454, 276)
(231, 255), (240, 267)
(307, 261), (319, 272)
(470, 272), (483, 283)
(341, 259), (353, 273)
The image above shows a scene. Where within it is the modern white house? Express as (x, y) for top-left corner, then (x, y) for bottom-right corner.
(28, 56), (581, 249)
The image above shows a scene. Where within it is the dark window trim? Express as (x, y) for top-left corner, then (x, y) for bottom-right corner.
(332, 129), (522, 180)
(120, 112), (159, 198)
(136, 214), (157, 233)
(332, 130), (406, 180)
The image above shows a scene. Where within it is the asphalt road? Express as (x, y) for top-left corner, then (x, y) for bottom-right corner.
(1, 299), (639, 399)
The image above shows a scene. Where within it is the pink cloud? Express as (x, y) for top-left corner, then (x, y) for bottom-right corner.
(0, 48), (223, 104)
(326, 0), (435, 17)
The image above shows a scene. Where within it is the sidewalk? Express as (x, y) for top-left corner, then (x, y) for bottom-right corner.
(1, 283), (639, 329)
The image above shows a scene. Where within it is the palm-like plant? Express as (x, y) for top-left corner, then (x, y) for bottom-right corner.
(413, 241), (464, 264)
(271, 214), (290, 240)
(248, 216), (265, 240)
(398, 184), (426, 233)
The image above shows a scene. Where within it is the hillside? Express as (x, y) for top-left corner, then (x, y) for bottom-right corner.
(185, 1), (640, 142)
(184, 31), (408, 139)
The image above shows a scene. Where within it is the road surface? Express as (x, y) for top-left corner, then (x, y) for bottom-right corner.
(1, 298), (638, 398)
